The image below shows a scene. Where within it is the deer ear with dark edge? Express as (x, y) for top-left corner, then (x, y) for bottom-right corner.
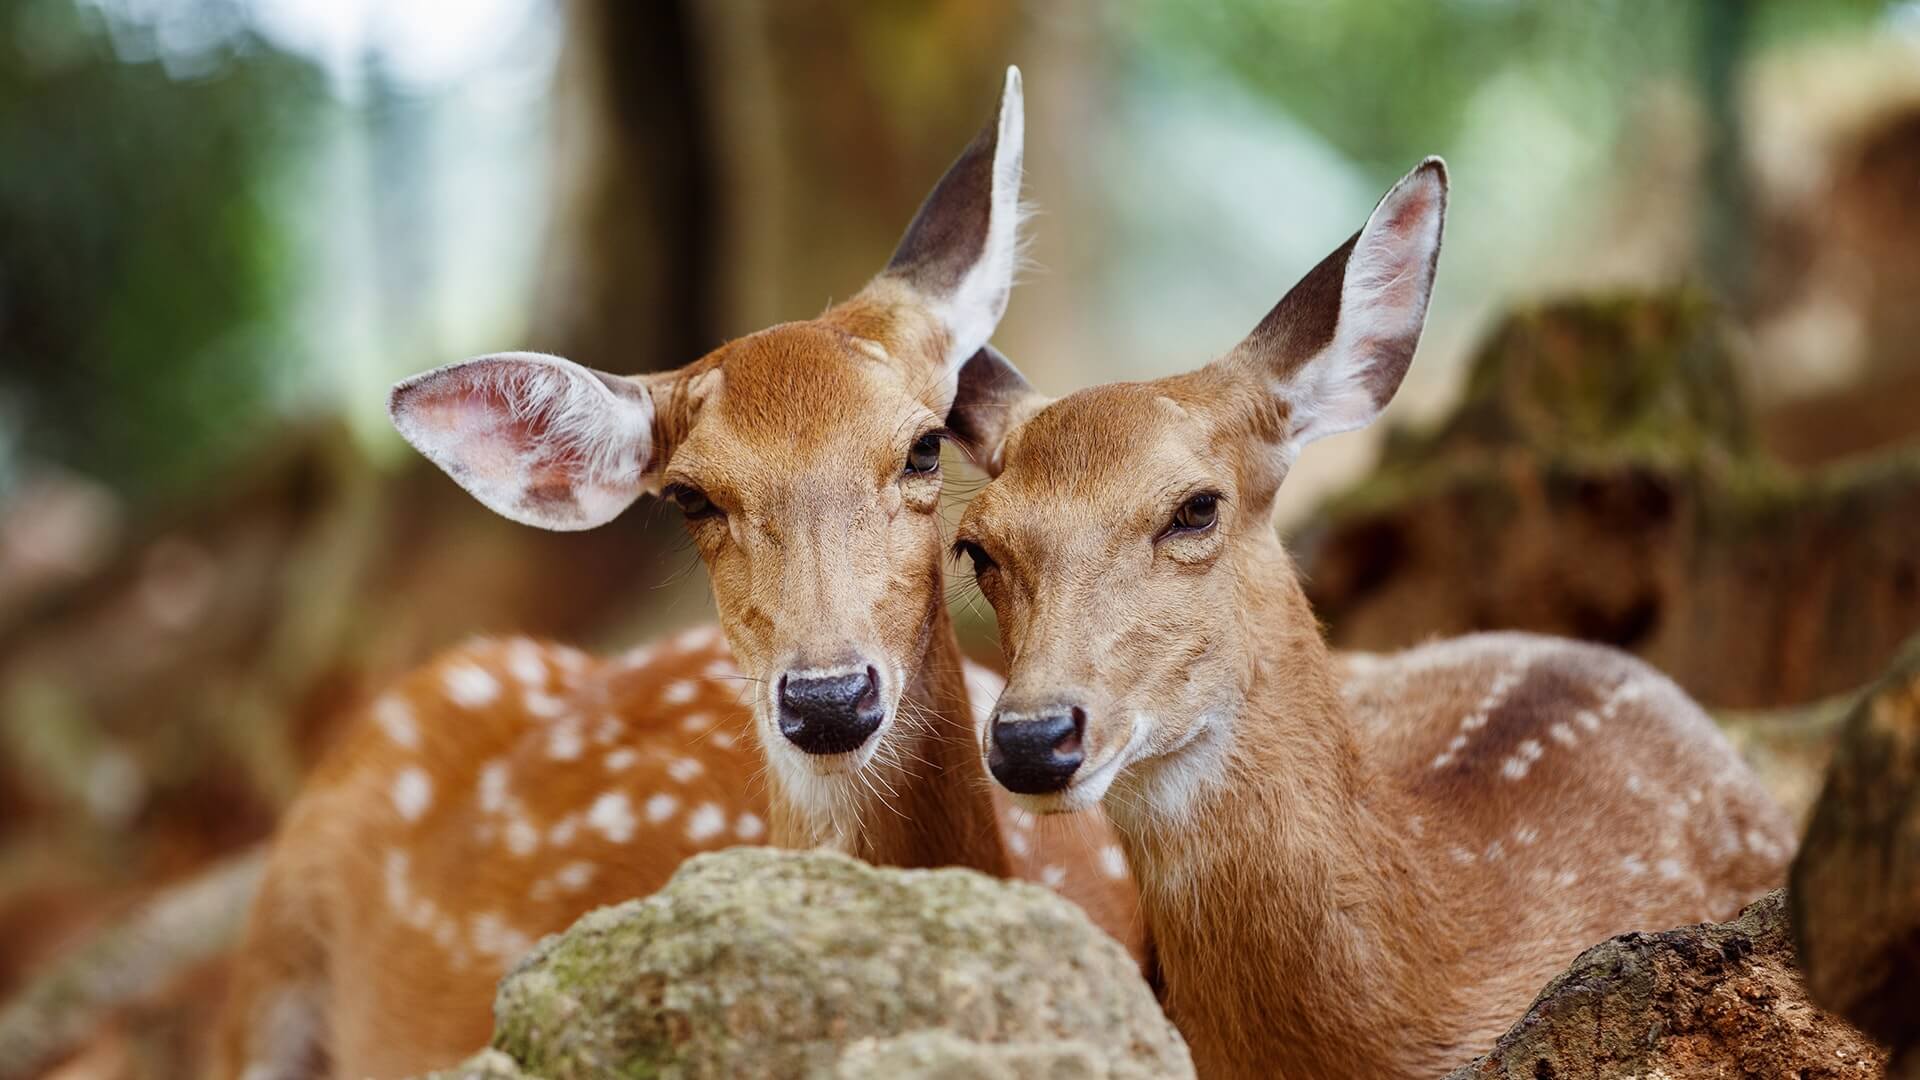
(881, 66), (1025, 387)
(1227, 157), (1448, 453)
(947, 346), (1049, 477)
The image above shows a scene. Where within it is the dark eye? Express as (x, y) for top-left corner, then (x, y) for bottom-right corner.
(1169, 493), (1219, 534)
(666, 484), (719, 520)
(953, 540), (995, 575)
(905, 432), (943, 475)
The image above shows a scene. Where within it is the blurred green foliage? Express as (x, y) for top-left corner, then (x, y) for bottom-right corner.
(0, 0), (322, 501)
(1131, 0), (1896, 182)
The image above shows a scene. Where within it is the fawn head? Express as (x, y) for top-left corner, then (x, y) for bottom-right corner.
(390, 70), (1026, 795)
(952, 159), (1447, 815)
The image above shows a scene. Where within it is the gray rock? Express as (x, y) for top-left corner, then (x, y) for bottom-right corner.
(480, 847), (1189, 1080)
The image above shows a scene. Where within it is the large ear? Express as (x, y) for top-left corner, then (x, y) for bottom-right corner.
(1230, 157), (1447, 452)
(882, 66), (1025, 384)
(947, 346), (1050, 476)
(389, 352), (656, 531)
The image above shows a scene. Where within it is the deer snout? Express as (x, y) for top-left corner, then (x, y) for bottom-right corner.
(988, 706), (1086, 794)
(776, 664), (885, 755)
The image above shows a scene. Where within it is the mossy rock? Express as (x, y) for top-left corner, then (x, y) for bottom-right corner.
(1380, 290), (1751, 469)
(472, 847), (1189, 1080)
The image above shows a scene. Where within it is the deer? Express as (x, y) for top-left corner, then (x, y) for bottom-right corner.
(946, 158), (1798, 1078)
(214, 67), (1143, 1080)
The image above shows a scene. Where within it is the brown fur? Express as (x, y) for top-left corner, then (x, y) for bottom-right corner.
(954, 160), (1791, 1076)
(216, 68), (1142, 1079)
(959, 372), (1794, 1076)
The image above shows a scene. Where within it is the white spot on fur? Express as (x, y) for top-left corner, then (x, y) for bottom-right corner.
(672, 625), (720, 652)
(1407, 815), (1425, 837)
(604, 748), (639, 772)
(374, 694), (419, 750)
(662, 679), (698, 705)
(1484, 839), (1505, 861)
(443, 663), (500, 708)
(1513, 825), (1539, 846)
(587, 792), (637, 843)
(478, 759), (509, 813)
(1450, 846), (1477, 865)
(468, 911), (534, 965)
(547, 718), (584, 761)
(703, 659), (734, 679)
(524, 690), (568, 719)
(1008, 830), (1030, 857)
(505, 639), (547, 686)
(686, 802), (726, 843)
(592, 715), (622, 746)
(735, 812), (764, 840)
(1547, 722), (1577, 747)
(548, 814), (580, 847)
(555, 860), (596, 892)
(1040, 865), (1066, 888)
(1657, 857), (1686, 881)
(1501, 738), (1545, 780)
(505, 819), (539, 857)
(1622, 854), (1647, 877)
(621, 645), (657, 669)
(1100, 845), (1128, 880)
(383, 850), (411, 914)
(645, 792), (680, 824)
(391, 767), (433, 822)
(667, 757), (704, 783)
(1555, 869), (1579, 888)
(710, 731), (737, 749)
(679, 712), (712, 734)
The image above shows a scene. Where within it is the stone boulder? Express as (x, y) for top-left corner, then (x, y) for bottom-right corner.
(1793, 634), (1920, 1069)
(1445, 890), (1882, 1079)
(1297, 292), (1920, 710)
(439, 847), (1188, 1080)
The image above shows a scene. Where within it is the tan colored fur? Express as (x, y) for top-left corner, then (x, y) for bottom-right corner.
(952, 166), (1789, 1068)
(956, 305), (1791, 1078)
(217, 65), (1145, 1077)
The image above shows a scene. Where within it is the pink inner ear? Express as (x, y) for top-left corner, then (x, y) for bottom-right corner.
(391, 353), (654, 531)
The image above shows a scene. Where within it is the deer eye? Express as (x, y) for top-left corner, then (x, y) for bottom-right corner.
(665, 484), (719, 520)
(905, 432), (944, 475)
(953, 540), (995, 576)
(1168, 493), (1219, 535)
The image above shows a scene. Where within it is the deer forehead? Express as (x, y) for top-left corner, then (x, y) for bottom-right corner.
(673, 328), (937, 482)
(980, 388), (1220, 527)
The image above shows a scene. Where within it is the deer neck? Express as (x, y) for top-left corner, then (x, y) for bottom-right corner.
(1111, 543), (1463, 1077)
(768, 592), (1012, 878)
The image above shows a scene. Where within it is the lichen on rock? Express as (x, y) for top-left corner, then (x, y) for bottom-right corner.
(464, 847), (1189, 1080)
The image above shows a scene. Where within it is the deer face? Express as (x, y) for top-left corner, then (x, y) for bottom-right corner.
(390, 70), (1026, 799)
(954, 159), (1449, 816)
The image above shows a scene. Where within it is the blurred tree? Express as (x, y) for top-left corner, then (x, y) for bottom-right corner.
(0, 0), (322, 500)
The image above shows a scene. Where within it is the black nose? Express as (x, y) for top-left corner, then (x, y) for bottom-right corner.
(988, 707), (1086, 794)
(777, 666), (885, 755)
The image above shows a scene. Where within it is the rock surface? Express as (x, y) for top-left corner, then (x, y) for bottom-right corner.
(1792, 634), (1920, 1062)
(1297, 292), (1920, 710)
(454, 847), (1189, 1080)
(1445, 890), (1882, 1079)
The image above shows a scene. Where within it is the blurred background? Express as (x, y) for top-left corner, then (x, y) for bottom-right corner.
(2, 1), (1918, 1075)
